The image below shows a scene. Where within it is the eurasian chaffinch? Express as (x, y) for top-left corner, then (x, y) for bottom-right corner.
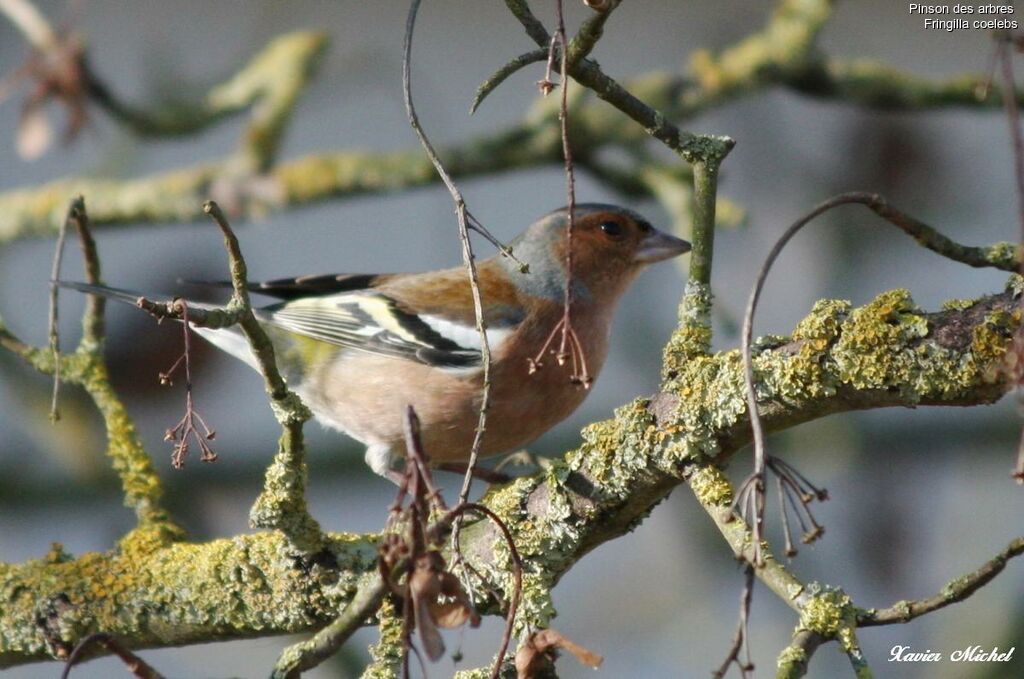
(67, 204), (689, 480)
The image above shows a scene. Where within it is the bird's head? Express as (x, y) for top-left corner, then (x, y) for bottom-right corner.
(502, 203), (690, 304)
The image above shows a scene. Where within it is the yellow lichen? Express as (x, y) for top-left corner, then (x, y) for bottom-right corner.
(688, 465), (733, 507)
(799, 586), (853, 637)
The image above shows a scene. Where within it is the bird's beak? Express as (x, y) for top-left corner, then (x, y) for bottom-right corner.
(634, 228), (691, 263)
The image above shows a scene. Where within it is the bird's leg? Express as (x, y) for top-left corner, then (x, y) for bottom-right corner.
(434, 462), (512, 485)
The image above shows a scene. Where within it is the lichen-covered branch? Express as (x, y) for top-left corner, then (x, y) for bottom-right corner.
(3, 283), (1015, 667)
(2, 2), (1016, 242)
(776, 629), (825, 679)
(503, 0), (735, 163)
(86, 31), (325, 158)
(0, 198), (173, 531)
(272, 573), (385, 679)
(0, 123), (561, 243)
(122, 203), (322, 550)
(0, 530), (378, 667)
(200, 202), (322, 551)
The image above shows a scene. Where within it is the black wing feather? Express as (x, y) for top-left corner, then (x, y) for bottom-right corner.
(184, 274), (388, 300)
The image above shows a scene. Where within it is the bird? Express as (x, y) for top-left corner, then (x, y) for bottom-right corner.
(62, 204), (690, 481)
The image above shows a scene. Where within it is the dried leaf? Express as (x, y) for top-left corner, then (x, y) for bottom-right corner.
(431, 601), (474, 629)
(516, 628), (602, 678)
(410, 553), (445, 661)
(432, 572), (480, 628)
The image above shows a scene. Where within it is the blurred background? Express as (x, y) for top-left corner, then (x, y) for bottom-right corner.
(1, 1), (1023, 677)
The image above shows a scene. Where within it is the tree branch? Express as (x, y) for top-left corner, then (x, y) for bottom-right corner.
(5, 3), (1017, 241)
(2, 284), (1019, 667)
(858, 537), (1024, 627)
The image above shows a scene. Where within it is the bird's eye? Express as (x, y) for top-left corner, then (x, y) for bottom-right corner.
(600, 220), (624, 238)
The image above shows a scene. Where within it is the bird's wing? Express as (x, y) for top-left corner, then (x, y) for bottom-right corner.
(185, 273), (396, 300)
(260, 291), (517, 368)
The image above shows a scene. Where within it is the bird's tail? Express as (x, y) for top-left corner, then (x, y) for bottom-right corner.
(57, 281), (259, 369)
(57, 281), (221, 313)
(57, 281), (152, 306)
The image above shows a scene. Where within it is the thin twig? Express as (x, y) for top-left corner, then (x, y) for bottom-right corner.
(60, 633), (164, 679)
(160, 302), (217, 468)
(200, 201), (321, 549)
(554, 0), (585, 386)
(859, 536), (1024, 626)
(402, 0), (494, 508)
(68, 196), (104, 349)
(203, 201), (291, 398)
(712, 564), (755, 679)
(564, 0), (621, 67)
(47, 199), (70, 422)
(270, 576), (387, 679)
(471, 48), (548, 113)
(447, 502), (523, 679)
(523, 0), (592, 386)
(998, 37), (1024, 240)
(502, 0), (733, 164)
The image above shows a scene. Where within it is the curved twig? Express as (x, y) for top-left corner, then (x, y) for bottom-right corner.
(404, 0), (507, 509)
(60, 633), (163, 679)
(447, 501), (523, 679)
(471, 48), (548, 113)
(471, 0), (620, 114)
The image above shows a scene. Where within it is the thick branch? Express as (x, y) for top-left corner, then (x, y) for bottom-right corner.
(2, 285), (1018, 666)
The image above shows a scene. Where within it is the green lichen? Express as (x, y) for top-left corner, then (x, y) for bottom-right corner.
(0, 530), (376, 663)
(249, 429), (324, 553)
(664, 281), (714, 370)
(688, 465), (733, 507)
(798, 585), (853, 637)
(363, 598), (403, 679)
(452, 669), (494, 679)
(792, 299), (851, 341)
(941, 298), (976, 312)
(472, 477), (560, 631)
(940, 573), (974, 600)
(755, 298), (852, 403)
(569, 398), (660, 498)
(831, 289), (927, 393)
(971, 309), (1016, 364)
(1007, 273), (1024, 297)
(44, 543), (73, 565)
(987, 241), (1021, 270)
(776, 643), (808, 669)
